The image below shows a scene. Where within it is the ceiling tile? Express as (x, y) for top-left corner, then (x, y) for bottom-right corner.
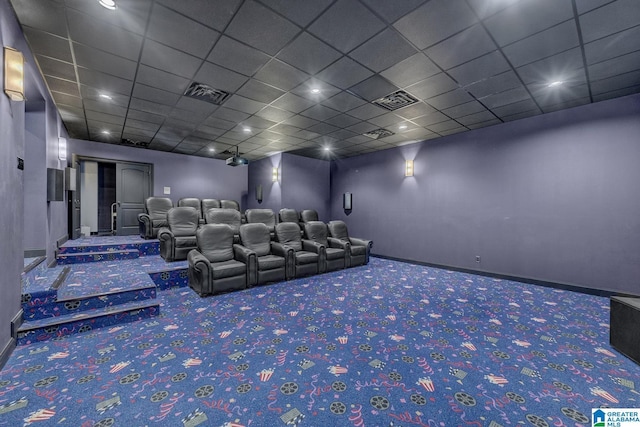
(348, 75), (398, 102)
(579, 0), (640, 43)
(501, 109), (540, 122)
(465, 70), (523, 98)
(242, 115), (278, 130)
(130, 98), (172, 116)
(347, 103), (387, 120)
(170, 106), (211, 124)
(515, 48), (585, 84)
(271, 93), (316, 114)
(467, 118), (502, 129)
(225, 0), (300, 56)
(532, 83), (590, 106)
(192, 61), (248, 93)
(593, 84), (640, 101)
(300, 104), (341, 121)
(349, 29), (418, 73)
(380, 53), (440, 88)
(492, 98), (540, 117)
(479, 86), (531, 109)
(405, 73), (459, 100)
(222, 95), (266, 115)
(255, 106), (295, 123)
(591, 69), (640, 95)
(67, 9), (143, 61)
(277, 32), (342, 74)
(65, 0), (152, 35)
(307, 122), (339, 135)
(425, 24), (496, 70)
(426, 88), (475, 109)
(132, 83), (180, 106)
(157, 0), (241, 32)
(367, 112), (404, 127)
(73, 43), (137, 80)
(51, 92), (83, 109)
(12, 0), (67, 36)
(502, 21), (580, 68)
(360, 0), (427, 23)
(146, 4), (219, 58)
(202, 116), (236, 131)
(466, 0), (524, 20)
(588, 50), (640, 81)
(207, 36), (271, 77)
(448, 50), (511, 86)
(575, 0), (616, 14)
(141, 39), (202, 79)
(427, 120), (464, 133)
(124, 119), (161, 133)
(86, 110), (125, 126)
(323, 114), (361, 128)
(442, 101), (487, 118)
(394, 102), (436, 120)
(483, 0), (574, 46)
(23, 28), (73, 62)
(36, 55), (76, 81)
(254, 59), (310, 91)
(346, 121), (378, 135)
(236, 80), (285, 104)
(84, 99), (128, 117)
(394, 0), (478, 49)
(136, 65), (190, 94)
(584, 25), (640, 65)
(209, 107), (250, 123)
(315, 56), (374, 90)
(308, 0), (386, 54)
(282, 114), (320, 129)
(263, 0), (333, 26)
(321, 92), (367, 112)
(78, 68), (133, 95)
(126, 109), (166, 125)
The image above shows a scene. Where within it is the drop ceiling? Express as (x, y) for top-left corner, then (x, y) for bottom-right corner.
(10, 0), (640, 160)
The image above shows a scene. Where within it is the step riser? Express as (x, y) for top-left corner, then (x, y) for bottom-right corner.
(18, 305), (159, 346)
(57, 250), (139, 265)
(149, 269), (189, 291)
(58, 242), (160, 256)
(23, 287), (157, 321)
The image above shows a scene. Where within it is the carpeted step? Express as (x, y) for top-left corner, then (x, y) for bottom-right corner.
(57, 239), (160, 256)
(17, 299), (160, 345)
(57, 249), (140, 265)
(22, 281), (157, 321)
(23, 256), (46, 274)
(21, 263), (70, 307)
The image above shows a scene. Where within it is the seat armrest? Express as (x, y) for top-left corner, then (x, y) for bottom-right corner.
(328, 237), (350, 251)
(188, 249), (208, 267)
(301, 239), (324, 254)
(270, 242), (292, 259)
(350, 237), (372, 249)
(234, 244), (257, 286)
(157, 227), (174, 241)
(138, 213), (152, 238)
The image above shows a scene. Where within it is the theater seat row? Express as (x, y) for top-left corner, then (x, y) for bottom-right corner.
(188, 220), (373, 297)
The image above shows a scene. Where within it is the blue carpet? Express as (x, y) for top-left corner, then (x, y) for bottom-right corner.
(1, 258), (639, 426)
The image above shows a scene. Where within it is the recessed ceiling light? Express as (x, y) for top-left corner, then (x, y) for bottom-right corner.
(399, 124), (408, 130)
(548, 81), (564, 88)
(243, 127), (251, 133)
(311, 88), (321, 94)
(208, 148), (215, 152)
(324, 147), (330, 151)
(98, 0), (117, 10)
(99, 93), (112, 100)
(101, 130), (110, 135)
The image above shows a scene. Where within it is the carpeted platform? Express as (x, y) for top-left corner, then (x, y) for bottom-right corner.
(2, 257), (639, 426)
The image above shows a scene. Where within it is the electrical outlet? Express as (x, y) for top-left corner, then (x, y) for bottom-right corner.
(475, 256), (481, 263)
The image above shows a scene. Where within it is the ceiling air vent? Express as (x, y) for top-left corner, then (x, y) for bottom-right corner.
(184, 82), (230, 105)
(121, 138), (149, 148)
(372, 90), (419, 111)
(364, 128), (395, 139)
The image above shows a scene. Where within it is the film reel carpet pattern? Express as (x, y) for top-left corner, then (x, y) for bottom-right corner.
(2, 258), (640, 426)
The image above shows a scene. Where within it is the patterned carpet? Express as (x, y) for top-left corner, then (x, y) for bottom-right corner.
(1, 257), (639, 427)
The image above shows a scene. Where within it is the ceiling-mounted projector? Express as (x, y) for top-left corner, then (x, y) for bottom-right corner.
(226, 156), (248, 166)
(226, 146), (248, 166)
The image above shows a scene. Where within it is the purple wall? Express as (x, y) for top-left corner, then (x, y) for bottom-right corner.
(67, 139), (248, 207)
(247, 153), (282, 212)
(331, 94), (640, 296)
(281, 153), (331, 222)
(247, 153), (330, 221)
(24, 105), (47, 254)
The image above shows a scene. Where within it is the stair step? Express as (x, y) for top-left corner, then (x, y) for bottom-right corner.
(21, 266), (69, 306)
(17, 299), (160, 345)
(23, 282), (157, 321)
(23, 256), (46, 274)
(58, 240), (160, 256)
(57, 249), (140, 265)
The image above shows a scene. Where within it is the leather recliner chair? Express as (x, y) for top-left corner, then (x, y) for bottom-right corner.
(205, 208), (241, 243)
(238, 223), (290, 286)
(246, 209), (276, 239)
(275, 222), (321, 280)
(187, 224), (248, 296)
(158, 207), (200, 261)
(138, 197), (173, 239)
(221, 199), (246, 223)
(328, 220), (373, 267)
(300, 209), (319, 223)
(303, 221), (346, 273)
(178, 197), (203, 224)
(278, 208), (299, 223)
(201, 199), (221, 218)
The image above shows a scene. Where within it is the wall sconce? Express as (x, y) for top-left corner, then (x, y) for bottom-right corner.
(256, 184), (263, 203)
(343, 192), (352, 210)
(272, 167), (279, 182)
(58, 137), (67, 161)
(405, 160), (414, 177)
(4, 47), (25, 101)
